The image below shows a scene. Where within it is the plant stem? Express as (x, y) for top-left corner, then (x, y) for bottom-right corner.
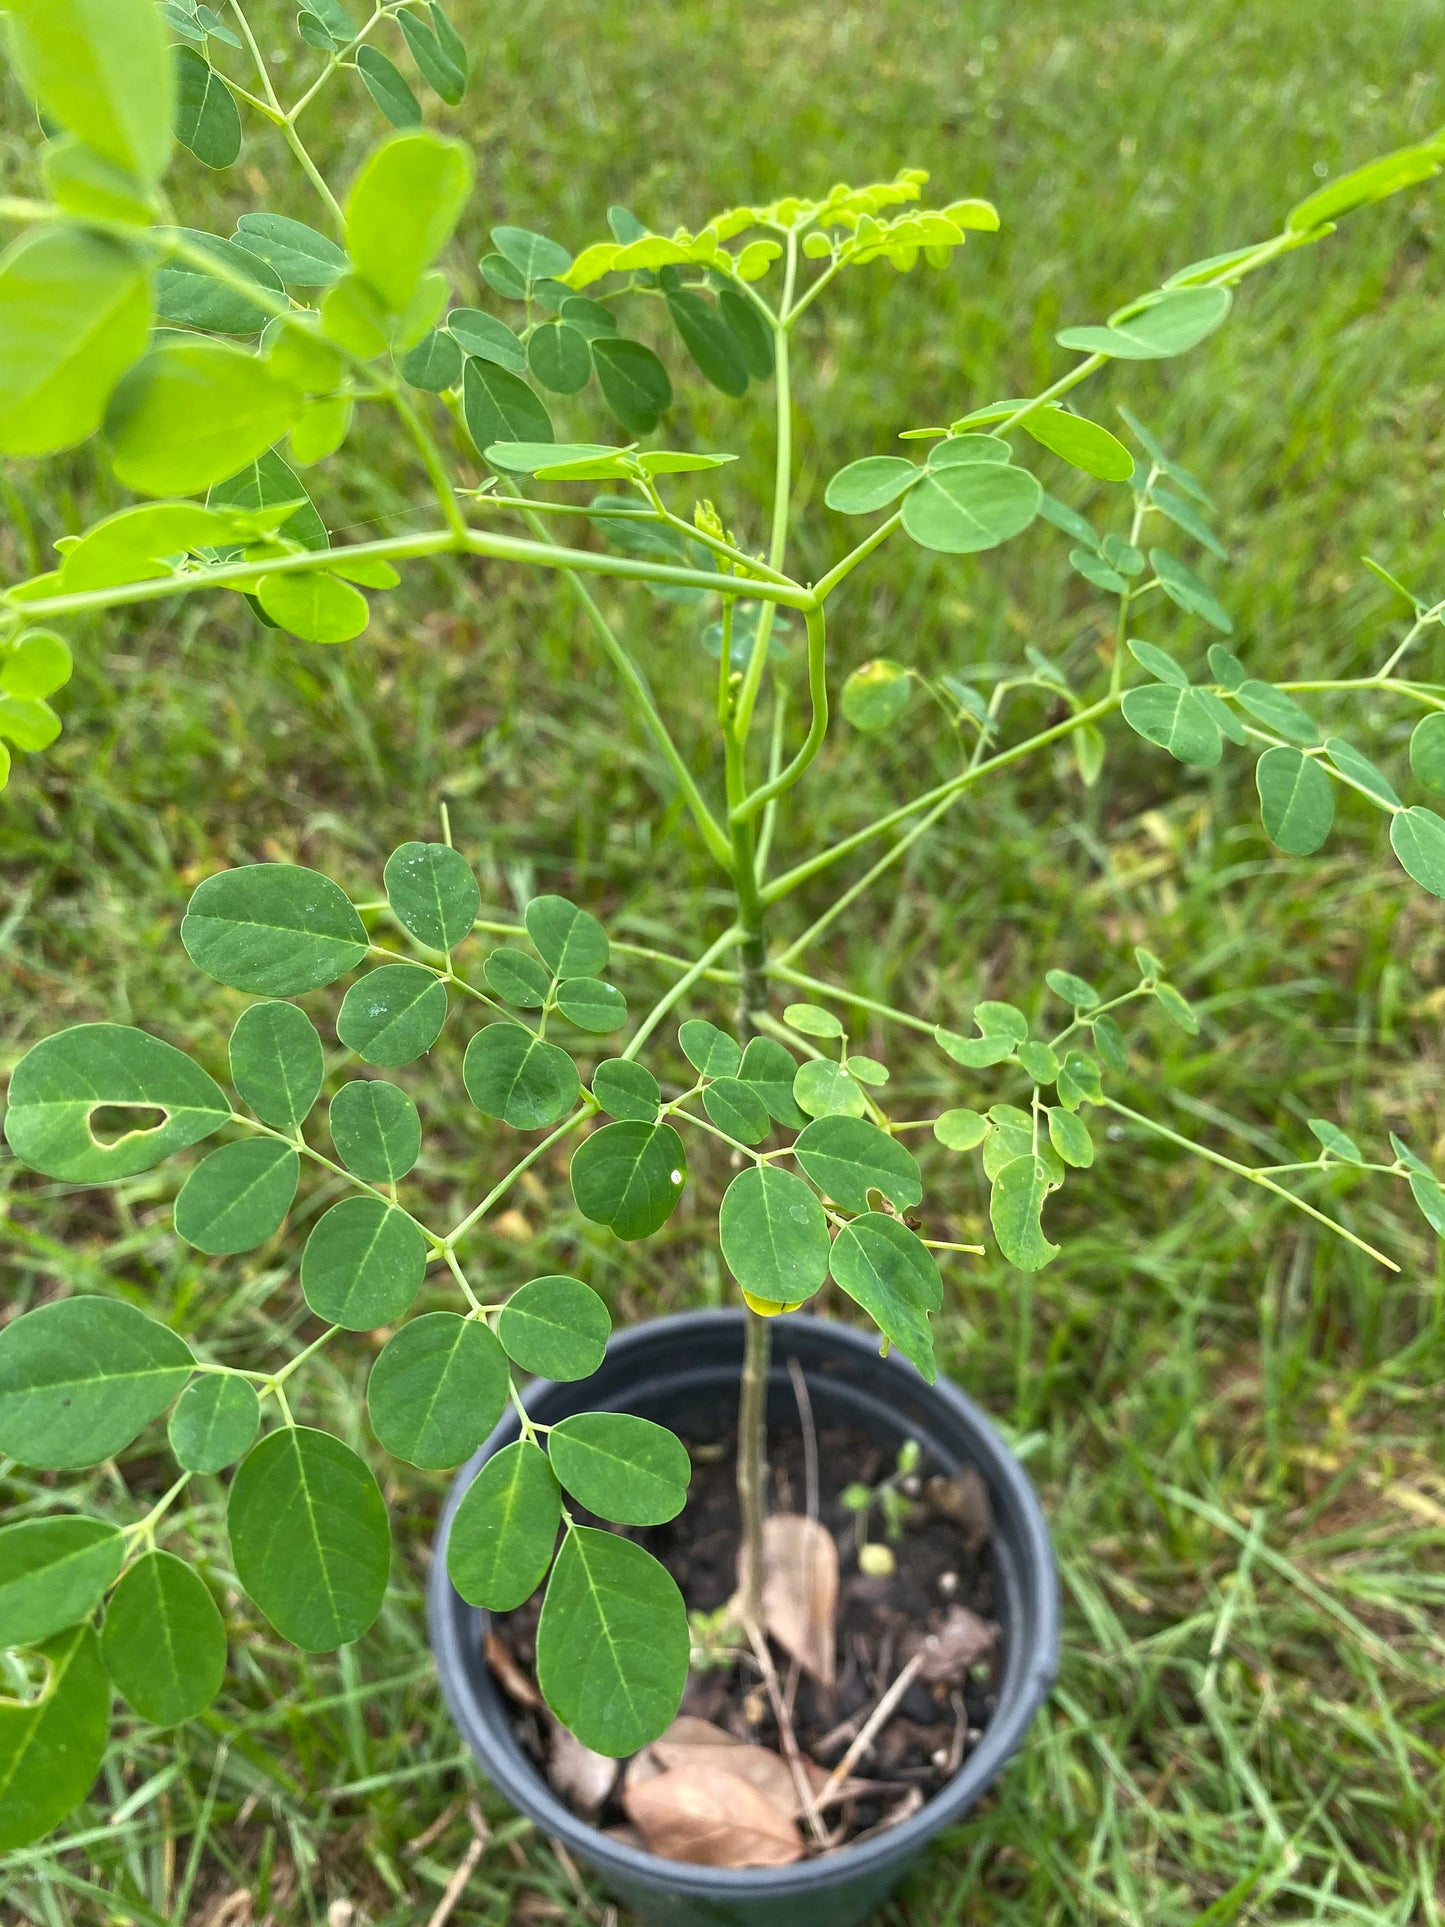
(736, 1307), (771, 1628)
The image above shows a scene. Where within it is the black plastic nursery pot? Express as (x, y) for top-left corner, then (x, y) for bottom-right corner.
(428, 1310), (1060, 1927)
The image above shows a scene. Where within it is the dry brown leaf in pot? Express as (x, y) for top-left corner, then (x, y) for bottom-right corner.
(483, 1630), (541, 1708)
(548, 1721), (619, 1815)
(901, 1604), (998, 1685)
(624, 1761), (804, 1868)
(761, 1513), (839, 1689)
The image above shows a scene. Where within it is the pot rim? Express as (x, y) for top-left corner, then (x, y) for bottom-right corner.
(428, 1307), (1060, 1896)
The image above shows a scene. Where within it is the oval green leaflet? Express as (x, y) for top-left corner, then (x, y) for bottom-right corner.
(547, 1413), (690, 1526)
(793, 1115), (923, 1213)
(345, 131), (471, 313)
(570, 1121), (687, 1240)
(300, 1196), (427, 1328)
(0, 1624), (110, 1854)
(496, 1276), (611, 1380)
(0, 1297), (194, 1470)
(828, 1214), (940, 1383)
(718, 1166), (830, 1306)
(463, 358), (553, 451)
(901, 460), (1041, 554)
(824, 456), (920, 515)
(701, 1077), (770, 1146)
(182, 864), (368, 996)
(484, 947), (553, 1007)
(1390, 806), (1445, 899)
(463, 1024), (580, 1129)
(446, 1438), (560, 1611)
(590, 336), (672, 436)
(535, 1526), (688, 1758)
(1121, 684), (1222, 769)
(0, 227), (153, 459)
(337, 963), (448, 1065)
(174, 1137), (299, 1254)
(328, 1078), (421, 1182)
(105, 339), (303, 498)
(591, 1058), (660, 1123)
(934, 1108), (988, 1151)
(735, 1036), (809, 1130)
(367, 1313), (510, 1468)
(842, 659), (911, 731)
(1056, 285), (1231, 360)
(793, 1058), (866, 1119)
(384, 841), (480, 952)
(257, 570), (370, 645)
(230, 1001), (325, 1130)
(678, 1019), (741, 1079)
(235, 212), (349, 288)
(168, 1373), (261, 1474)
(1255, 746), (1334, 855)
(528, 320), (592, 395)
(4, 1022), (230, 1182)
(100, 1550), (226, 1727)
(555, 977), (628, 1034)
(1019, 405), (1134, 481)
(525, 895), (609, 976)
(0, 1517), (124, 1649)
(1410, 713), (1445, 794)
(228, 1425), (390, 1651)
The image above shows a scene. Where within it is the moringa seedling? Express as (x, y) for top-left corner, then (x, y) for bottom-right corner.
(4, 0), (1445, 1855)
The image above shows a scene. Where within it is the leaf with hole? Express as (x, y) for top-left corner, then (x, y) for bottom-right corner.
(0, 1624), (109, 1853)
(464, 1025), (580, 1129)
(448, 1440), (560, 1609)
(990, 1155), (1060, 1271)
(183, 864), (367, 995)
(300, 1196), (426, 1328)
(0, 1519), (124, 1649)
(228, 1426), (389, 1650)
(168, 1374), (260, 1474)
(571, 1122), (686, 1239)
(497, 1276), (611, 1381)
(174, 1137), (299, 1254)
(718, 1167), (830, 1307)
(536, 1528), (688, 1757)
(367, 1314), (508, 1468)
(4, 1023), (229, 1182)
(100, 1551), (225, 1726)
(829, 1214), (940, 1382)
(0, 1298), (193, 1470)
(229, 1002), (324, 1130)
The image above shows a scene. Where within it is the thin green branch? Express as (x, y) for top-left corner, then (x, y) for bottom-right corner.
(731, 604), (827, 823)
(621, 925), (746, 1059)
(443, 1108), (592, 1251)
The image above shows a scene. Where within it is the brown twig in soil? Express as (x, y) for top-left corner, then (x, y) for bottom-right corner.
(742, 1617), (829, 1848)
(404, 1798), (463, 1856)
(423, 1803), (490, 1927)
(814, 1653), (926, 1810)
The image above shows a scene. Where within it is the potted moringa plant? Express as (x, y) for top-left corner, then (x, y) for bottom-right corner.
(4, 2), (1445, 1919)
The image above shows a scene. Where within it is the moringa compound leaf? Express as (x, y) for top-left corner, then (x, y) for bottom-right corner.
(174, 1137), (299, 1254)
(99, 1550), (226, 1726)
(229, 1001), (324, 1130)
(182, 864), (368, 995)
(570, 1122), (686, 1240)
(496, 1276), (611, 1380)
(793, 1115), (923, 1213)
(4, 1022), (229, 1182)
(0, 1298), (193, 1470)
(228, 1426), (390, 1650)
(367, 1313), (509, 1468)
(548, 1413), (690, 1526)
(0, 1624), (110, 1853)
(0, 1518), (124, 1648)
(718, 1166), (830, 1306)
(447, 1439), (560, 1610)
(535, 1528), (688, 1758)
(168, 1373), (260, 1474)
(463, 1024), (580, 1129)
(328, 1080), (421, 1182)
(300, 1196), (426, 1328)
(337, 963), (447, 1065)
(0, 227), (153, 458)
(828, 1214), (940, 1382)
(384, 841), (480, 951)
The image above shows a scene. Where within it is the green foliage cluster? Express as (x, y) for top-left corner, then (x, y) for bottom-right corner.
(4, 0), (1445, 1857)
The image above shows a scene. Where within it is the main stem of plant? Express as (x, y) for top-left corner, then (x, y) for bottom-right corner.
(730, 258), (798, 1630)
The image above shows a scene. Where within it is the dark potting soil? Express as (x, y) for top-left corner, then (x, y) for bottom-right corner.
(489, 1415), (1001, 1858)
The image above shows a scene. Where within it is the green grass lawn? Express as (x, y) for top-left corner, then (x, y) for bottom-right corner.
(3, 0), (1445, 1920)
